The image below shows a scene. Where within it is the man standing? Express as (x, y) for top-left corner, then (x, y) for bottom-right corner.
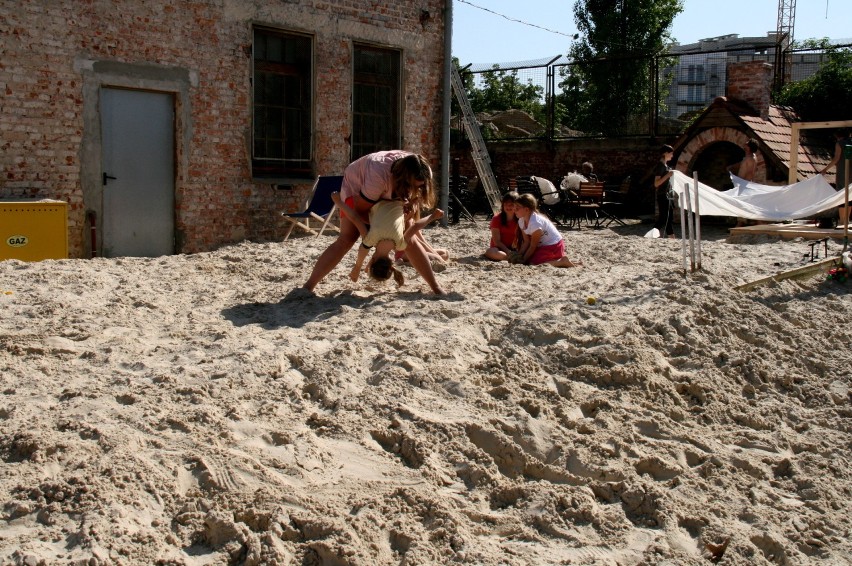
(729, 138), (759, 181)
(653, 145), (676, 239)
(729, 139), (759, 227)
(818, 129), (851, 227)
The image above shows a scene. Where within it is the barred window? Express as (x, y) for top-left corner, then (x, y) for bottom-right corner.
(351, 44), (401, 160)
(252, 28), (312, 180)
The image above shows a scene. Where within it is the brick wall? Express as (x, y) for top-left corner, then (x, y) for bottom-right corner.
(0, 0), (447, 257)
(451, 137), (674, 216)
(727, 61), (773, 120)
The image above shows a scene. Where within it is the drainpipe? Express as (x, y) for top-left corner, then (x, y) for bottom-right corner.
(440, 0), (452, 226)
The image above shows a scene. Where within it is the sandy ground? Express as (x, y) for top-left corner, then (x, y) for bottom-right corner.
(1, 219), (850, 565)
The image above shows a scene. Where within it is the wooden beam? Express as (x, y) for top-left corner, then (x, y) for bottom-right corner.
(735, 257), (839, 292)
(788, 119), (852, 184)
(728, 223), (848, 240)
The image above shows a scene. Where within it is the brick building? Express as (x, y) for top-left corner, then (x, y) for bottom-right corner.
(0, 0), (448, 258)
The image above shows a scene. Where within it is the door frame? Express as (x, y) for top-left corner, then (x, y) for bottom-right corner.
(80, 60), (192, 257)
(100, 87), (176, 257)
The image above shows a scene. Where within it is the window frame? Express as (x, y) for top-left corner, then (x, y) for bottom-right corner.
(350, 42), (402, 161)
(251, 26), (315, 183)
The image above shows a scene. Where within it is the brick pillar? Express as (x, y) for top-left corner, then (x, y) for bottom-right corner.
(727, 61), (773, 120)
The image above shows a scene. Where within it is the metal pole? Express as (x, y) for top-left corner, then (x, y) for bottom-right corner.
(439, 0), (453, 226)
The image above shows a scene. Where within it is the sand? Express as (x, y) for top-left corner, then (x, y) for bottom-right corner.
(1, 220), (850, 565)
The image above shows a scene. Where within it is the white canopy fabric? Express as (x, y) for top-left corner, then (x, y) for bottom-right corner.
(670, 171), (849, 221)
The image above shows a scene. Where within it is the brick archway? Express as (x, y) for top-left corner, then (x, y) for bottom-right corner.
(677, 127), (765, 184)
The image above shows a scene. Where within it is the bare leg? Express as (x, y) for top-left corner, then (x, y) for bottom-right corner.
(406, 231), (448, 263)
(304, 217), (360, 291)
(403, 234), (444, 294)
(546, 256), (582, 268)
(331, 193), (368, 238)
(349, 245), (369, 282)
(404, 209), (444, 240)
(485, 247), (510, 261)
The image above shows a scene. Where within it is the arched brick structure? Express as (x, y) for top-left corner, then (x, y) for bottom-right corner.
(677, 127), (766, 185)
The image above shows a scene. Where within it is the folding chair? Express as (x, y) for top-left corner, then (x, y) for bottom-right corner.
(282, 175), (343, 240)
(574, 182), (606, 228)
(517, 175), (569, 225)
(600, 178), (628, 227)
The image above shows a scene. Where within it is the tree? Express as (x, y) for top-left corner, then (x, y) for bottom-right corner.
(468, 67), (545, 124)
(557, 0), (682, 135)
(775, 41), (852, 122)
(452, 61), (547, 140)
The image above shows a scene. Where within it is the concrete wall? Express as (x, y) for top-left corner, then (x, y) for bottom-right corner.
(0, 0), (447, 257)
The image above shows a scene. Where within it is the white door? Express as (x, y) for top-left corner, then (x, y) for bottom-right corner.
(100, 88), (175, 257)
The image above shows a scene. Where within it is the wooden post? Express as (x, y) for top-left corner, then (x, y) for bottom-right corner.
(843, 152), (850, 252)
(693, 171), (702, 271)
(679, 190), (688, 275)
(684, 182), (695, 272)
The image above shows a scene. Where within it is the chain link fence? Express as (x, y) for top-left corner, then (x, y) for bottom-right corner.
(456, 42), (851, 141)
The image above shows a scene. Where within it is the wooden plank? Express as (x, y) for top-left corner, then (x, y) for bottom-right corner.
(735, 257), (839, 292)
(728, 223), (850, 241)
(789, 119), (852, 184)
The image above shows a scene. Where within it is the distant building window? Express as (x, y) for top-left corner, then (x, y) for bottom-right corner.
(686, 64), (705, 83)
(687, 84), (704, 103)
(351, 44), (401, 160)
(252, 28), (313, 180)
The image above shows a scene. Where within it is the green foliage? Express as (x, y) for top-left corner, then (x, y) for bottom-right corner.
(453, 58), (545, 139)
(557, 0), (682, 135)
(468, 67), (546, 126)
(775, 42), (852, 122)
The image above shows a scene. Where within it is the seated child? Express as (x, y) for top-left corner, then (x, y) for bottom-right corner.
(331, 192), (444, 286)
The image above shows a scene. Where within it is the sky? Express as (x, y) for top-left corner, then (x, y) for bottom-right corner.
(452, 0), (852, 66)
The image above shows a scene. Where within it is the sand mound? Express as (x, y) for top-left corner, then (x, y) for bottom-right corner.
(1, 221), (850, 565)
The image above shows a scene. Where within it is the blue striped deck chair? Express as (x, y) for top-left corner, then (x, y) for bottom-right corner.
(282, 175), (343, 240)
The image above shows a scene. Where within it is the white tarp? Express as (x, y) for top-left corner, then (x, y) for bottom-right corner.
(670, 171), (849, 221)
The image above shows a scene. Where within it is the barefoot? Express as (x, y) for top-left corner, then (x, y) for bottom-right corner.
(349, 266), (362, 282)
(431, 209), (445, 221)
(551, 256), (581, 268)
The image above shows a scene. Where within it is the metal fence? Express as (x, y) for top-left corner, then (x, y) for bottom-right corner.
(457, 42), (851, 141)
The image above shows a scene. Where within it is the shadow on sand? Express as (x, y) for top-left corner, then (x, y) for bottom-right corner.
(222, 287), (465, 329)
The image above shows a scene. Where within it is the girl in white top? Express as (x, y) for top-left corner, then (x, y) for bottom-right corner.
(514, 193), (580, 268)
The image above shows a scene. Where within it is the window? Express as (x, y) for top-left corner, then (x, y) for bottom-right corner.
(252, 28), (312, 180)
(685, 64), (705, 83)
(687, 84), (705, 103)
(351, 44), (401, 160)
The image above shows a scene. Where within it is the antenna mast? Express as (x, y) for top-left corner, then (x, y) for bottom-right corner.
(774, 0), (796, 90)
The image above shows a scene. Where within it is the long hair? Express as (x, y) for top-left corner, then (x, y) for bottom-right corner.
(515, 192), (538, 212)
(370, 257), (405, 287)
(500, 191), (520, 226)
(391, 154), (435, 209)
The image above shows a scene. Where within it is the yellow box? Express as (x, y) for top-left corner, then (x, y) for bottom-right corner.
(1, 199), (68, 261)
